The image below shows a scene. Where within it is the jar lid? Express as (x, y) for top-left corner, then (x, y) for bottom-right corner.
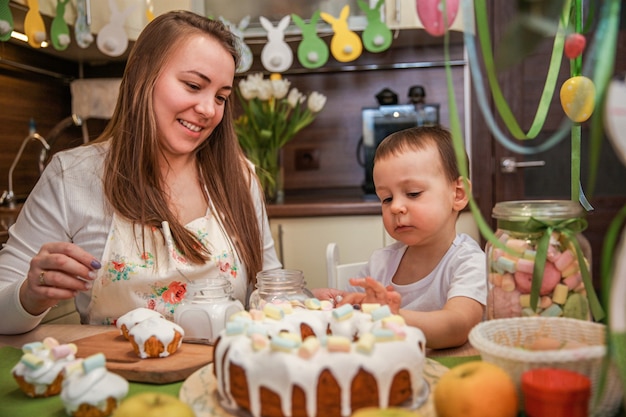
(492, 200), (585, 221)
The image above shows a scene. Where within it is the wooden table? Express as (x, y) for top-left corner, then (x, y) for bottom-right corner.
(0, 324), (479, 356)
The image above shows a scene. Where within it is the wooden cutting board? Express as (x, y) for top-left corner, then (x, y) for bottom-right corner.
(73, 330), (213, 384)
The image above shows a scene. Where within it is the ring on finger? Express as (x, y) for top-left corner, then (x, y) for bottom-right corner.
(39, 271), (47, 286)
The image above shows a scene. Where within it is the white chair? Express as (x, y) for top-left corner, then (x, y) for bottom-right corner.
(326, 242), (368, 290)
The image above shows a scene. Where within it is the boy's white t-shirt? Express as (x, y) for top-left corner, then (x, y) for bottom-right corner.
(346, 234), (487, 311)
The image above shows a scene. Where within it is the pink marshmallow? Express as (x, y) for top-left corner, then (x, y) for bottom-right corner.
(516, 258), (535, 274)
(513, 261), (561, 295)
(514, 271), (533, 294)
(563, 272), (582, 290)
(547, 245), (562, 263)
(554, 249), (576, 271)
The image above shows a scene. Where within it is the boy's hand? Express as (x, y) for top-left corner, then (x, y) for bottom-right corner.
(339, 277), (401, 314)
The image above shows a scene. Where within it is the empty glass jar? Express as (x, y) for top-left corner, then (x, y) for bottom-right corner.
(486, 200), (602, 321)
(248, 269), (314, 310)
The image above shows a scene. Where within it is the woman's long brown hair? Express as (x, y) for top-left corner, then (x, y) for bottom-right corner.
(96, 11), (263, 283)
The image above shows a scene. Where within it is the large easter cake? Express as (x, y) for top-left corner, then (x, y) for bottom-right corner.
(213, 300), (427, 417)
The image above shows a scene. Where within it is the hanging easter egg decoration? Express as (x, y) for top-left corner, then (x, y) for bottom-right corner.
(292, 11), (329, 69)
(0, 0), (14, 42)
(321, 5), (363, 63)
(416, 0), (459, 37)
(560, 76), (595, 123)
(564, 33), (586, 59)
(260, 15), (293, 73)
(220, 16), (253, 74)
(74, 0), (93, 48)
(51, 0), (71, 51)
(358, 0), (392, 53)
(145, 0), (155, 22)
(97, 0), (137, 57)
(24, 0), (47, 48)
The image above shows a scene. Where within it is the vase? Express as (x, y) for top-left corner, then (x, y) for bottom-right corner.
(255, 147), (284, 204)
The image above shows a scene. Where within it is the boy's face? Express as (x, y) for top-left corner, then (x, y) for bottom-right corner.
(373, 144), (466, 247)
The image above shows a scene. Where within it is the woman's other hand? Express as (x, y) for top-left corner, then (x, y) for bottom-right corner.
(19, 242), (101, 316)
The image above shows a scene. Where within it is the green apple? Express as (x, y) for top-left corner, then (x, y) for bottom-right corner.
(113, 392), (195, 417)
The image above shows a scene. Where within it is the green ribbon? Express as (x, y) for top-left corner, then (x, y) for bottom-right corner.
(498, 217), (604, 321)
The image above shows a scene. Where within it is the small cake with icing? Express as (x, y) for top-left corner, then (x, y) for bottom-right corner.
(127, 316), (184, 358)
(12, 337), (77, 398)
(61, 353), (129, 417)
(213, 300), (427, 417)
(116, 307), (164, 340)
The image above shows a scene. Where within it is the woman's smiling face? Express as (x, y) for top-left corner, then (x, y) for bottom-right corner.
(152, 33), (235, 159)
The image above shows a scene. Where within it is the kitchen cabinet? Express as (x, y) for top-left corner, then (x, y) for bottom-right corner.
(269, 215), (392, 290)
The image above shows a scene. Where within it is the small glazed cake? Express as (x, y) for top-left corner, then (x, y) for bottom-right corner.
(12, 337), (77, 398)
(214, 300), (427, 417)
(116, 307), (164, 340)
(61, 353), (129, 417)
(128, 316), (185, 358)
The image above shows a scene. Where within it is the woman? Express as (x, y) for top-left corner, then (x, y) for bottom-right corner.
(0, 11), (281, 334)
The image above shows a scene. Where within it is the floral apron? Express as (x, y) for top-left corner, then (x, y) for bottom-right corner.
(87, 207), (246, 325)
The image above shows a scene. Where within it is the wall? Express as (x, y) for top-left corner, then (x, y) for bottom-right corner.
(0, 28), (466, 199)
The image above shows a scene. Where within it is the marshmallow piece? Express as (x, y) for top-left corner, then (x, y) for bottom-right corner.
(263, 303), (285, 320)
(540, 296), (553, 309)
(496, 256), (517, 273)
(332, 304), (354, 321)
(563, 272), (582, 290)
(561, 262), (580, 278)
(521, 307), (539, 317)
(22, 342), (44, 353)
(555, 249), (576, 271)
(370, 305), (392, 321)
(382, 314), (406, 326)
(361, 303), (381, 314)
(298, 336), (320, 359)
(519, 294), (531, 308)
(516, 258), (535, 274)
(489, 273), (503, 286)
(20, 353), (44, 369)
(279, 302), (293, 315)
(42, 337), (60, 349)
(356, 333), (376, 354)
(506, 238), (528, 254)
(372, 328), (396, 342)
(250, 333), (269, 351)
(304, 298), (322, 310)
(225, 321), (247, 336)
(230, 310), (252, 321)
(63, 359), (84, 377)
(383, 322), (406, 340)
(326, 336), (351, 352)
(563, 292), (589, 320)
(523, 249), (537, 260)
(547, 245), (562, 262)
(320, 300), (334, 311)
(270, 335), (299, 352)
(540, 303), (563, 317)
(552, 283), (569, 305)
(279, 331), (302, 345)
(249, 309), (265, 321)
(82, 353), (106, 373)
(502, 274), (517, 292)
(246, 324), (268, 337)
(51, 344), (77, 360)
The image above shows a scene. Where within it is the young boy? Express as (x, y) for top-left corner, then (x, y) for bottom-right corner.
(336, 126), (486, 349)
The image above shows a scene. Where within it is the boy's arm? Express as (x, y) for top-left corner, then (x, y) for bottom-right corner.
(399, 296), (484, 349)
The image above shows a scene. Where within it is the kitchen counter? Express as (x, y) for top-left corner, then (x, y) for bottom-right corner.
(267, 188), (381, 218)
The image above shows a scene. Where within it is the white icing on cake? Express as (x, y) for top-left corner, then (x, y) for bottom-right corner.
(214, 304), (427, 417)
(61, 363), (129, 413)
(116, 307), (164, 336)
(12, 347), (75, 395)
(128, 316), (184, 358)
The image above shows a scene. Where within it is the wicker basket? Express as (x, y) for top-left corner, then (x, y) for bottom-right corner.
(468, 317), (623, 417)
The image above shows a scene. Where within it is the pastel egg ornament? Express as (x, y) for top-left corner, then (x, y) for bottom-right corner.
(416, 0), (460, 37)
(564, 33), (586, 59)
(560, 76), (596, 123)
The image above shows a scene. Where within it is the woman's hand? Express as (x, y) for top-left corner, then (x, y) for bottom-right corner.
(311, 287), (345, 306)
(338, 277), (402, 314)
(19, 242), (101, 316)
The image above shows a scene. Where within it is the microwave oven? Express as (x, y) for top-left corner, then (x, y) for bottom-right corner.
(361, 104), (439, 195)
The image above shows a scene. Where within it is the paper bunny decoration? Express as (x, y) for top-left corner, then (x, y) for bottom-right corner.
(220, 16), (253, 74)
(74, 0), (93, 48)
(97, 0), (137, 57)
(51, 0), (71, 51)
(24, 0), (46, 48)
(416, 0), (460, 37)
(358, 0), (392, 53)
(260, 15), (293, 73)
(320, 5), (363, 63)
(292, 11), (329, 69)
(0, 0), (14, 42)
